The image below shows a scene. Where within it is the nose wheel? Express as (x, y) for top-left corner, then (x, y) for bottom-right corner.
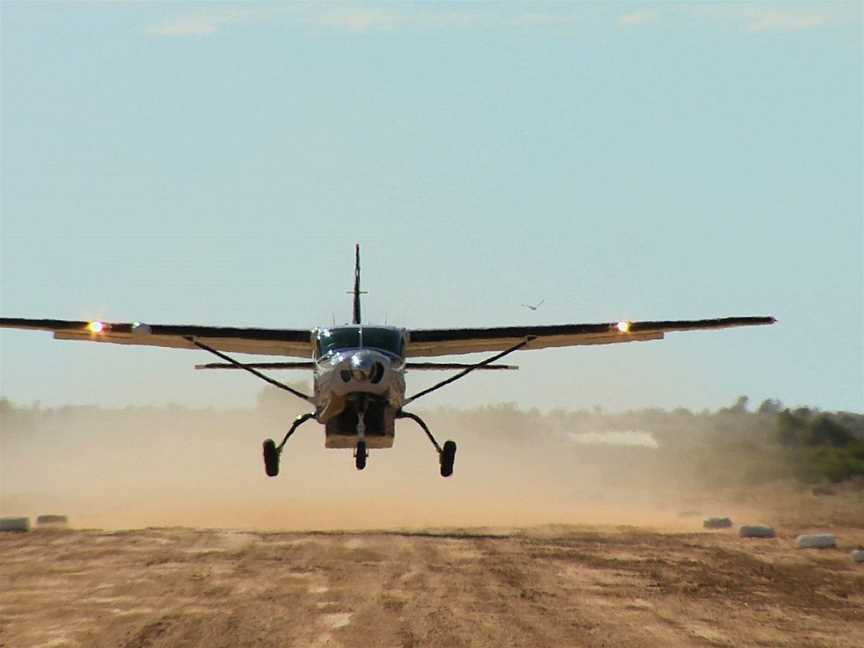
(396, 410), (457, 478)
(353, 397), (370, 471)
(354, 441), (368, 470)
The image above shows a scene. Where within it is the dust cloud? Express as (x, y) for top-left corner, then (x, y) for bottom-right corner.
(0, 392), (793, 531)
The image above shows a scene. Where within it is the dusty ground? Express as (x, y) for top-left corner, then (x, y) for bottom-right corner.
(2, 523), (863, 648)
(3, 407), (863, 646)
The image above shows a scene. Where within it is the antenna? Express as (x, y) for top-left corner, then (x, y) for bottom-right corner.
(348, 244), (367, 325)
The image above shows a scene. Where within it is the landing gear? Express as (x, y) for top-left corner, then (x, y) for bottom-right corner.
(396, 410), (457, 478)
(440, 440), (456, 478)
(354, 397), (369, 471)
(355, 441), (367, 470)
(262, 412), (315, 477)
(263, 439), (279, 476)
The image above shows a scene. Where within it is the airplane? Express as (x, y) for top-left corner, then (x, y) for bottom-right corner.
(0, 245), (775, 478)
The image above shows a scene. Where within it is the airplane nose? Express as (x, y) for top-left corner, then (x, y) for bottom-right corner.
(369, 361), (385, 383)
(351, 366), (372, 382)
(344, 353), (387, 384)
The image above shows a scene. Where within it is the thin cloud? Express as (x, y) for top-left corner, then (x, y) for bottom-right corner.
(150, 6), (565, 37)
(743, 7), (833, 32)
(149, 3), (854, 39)
(150, 8), (276, 38)
(618, 9), (661, 27)
(307, 9), (584, 33)
(152, 17), (220, 38)
(510, 13), (581, 27)
(307, 9), (406, 32)
(688, 5), (846, 33)
(304, 9), (485, 32)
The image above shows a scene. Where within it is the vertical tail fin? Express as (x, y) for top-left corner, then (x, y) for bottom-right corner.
(352, 244), (362, 325)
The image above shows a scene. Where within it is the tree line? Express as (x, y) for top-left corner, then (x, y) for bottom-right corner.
(2, 394), (862, 485)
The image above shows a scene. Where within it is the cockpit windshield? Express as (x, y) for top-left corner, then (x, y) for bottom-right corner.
(315, 326), (404, 358)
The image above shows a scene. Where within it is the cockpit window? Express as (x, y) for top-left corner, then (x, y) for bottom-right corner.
(315, 327), (404, 358)
(362, 327), (405, 356)
(316, 328), (360, 357)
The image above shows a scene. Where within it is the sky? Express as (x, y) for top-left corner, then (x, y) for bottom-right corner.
(1, 1), (861, 414)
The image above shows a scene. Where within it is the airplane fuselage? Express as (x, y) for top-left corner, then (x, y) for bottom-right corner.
(311, 325), (407, 449)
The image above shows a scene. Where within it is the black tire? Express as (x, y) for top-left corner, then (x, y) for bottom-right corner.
(263, 439), (280, 477)
(355, 441), (367, 471)
(440, 440), (457, 477)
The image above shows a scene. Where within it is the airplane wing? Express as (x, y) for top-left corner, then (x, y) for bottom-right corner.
(0, 317), (313, 358)
(405, 316), (775, 358)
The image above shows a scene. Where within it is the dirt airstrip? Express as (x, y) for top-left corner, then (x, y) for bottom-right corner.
(2, 523), (863, 648)
(3, 405), (864, 646)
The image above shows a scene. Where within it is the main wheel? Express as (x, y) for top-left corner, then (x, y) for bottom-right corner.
(263, 439), (280, 477)
(440, 440), (456, 477)
(355, 441), (367, 471)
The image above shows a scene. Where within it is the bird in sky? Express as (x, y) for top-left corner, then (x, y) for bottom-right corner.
(522, 299), (544, 311)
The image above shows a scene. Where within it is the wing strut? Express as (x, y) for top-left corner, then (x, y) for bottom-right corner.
(183, 336), (312, 402)
(403, 336), (535, 406)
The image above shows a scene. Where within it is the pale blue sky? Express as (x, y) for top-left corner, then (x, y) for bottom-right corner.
(1, 2), (861, 413)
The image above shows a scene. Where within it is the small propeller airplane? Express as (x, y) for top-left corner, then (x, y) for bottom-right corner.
(0, 245), (775, 478)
